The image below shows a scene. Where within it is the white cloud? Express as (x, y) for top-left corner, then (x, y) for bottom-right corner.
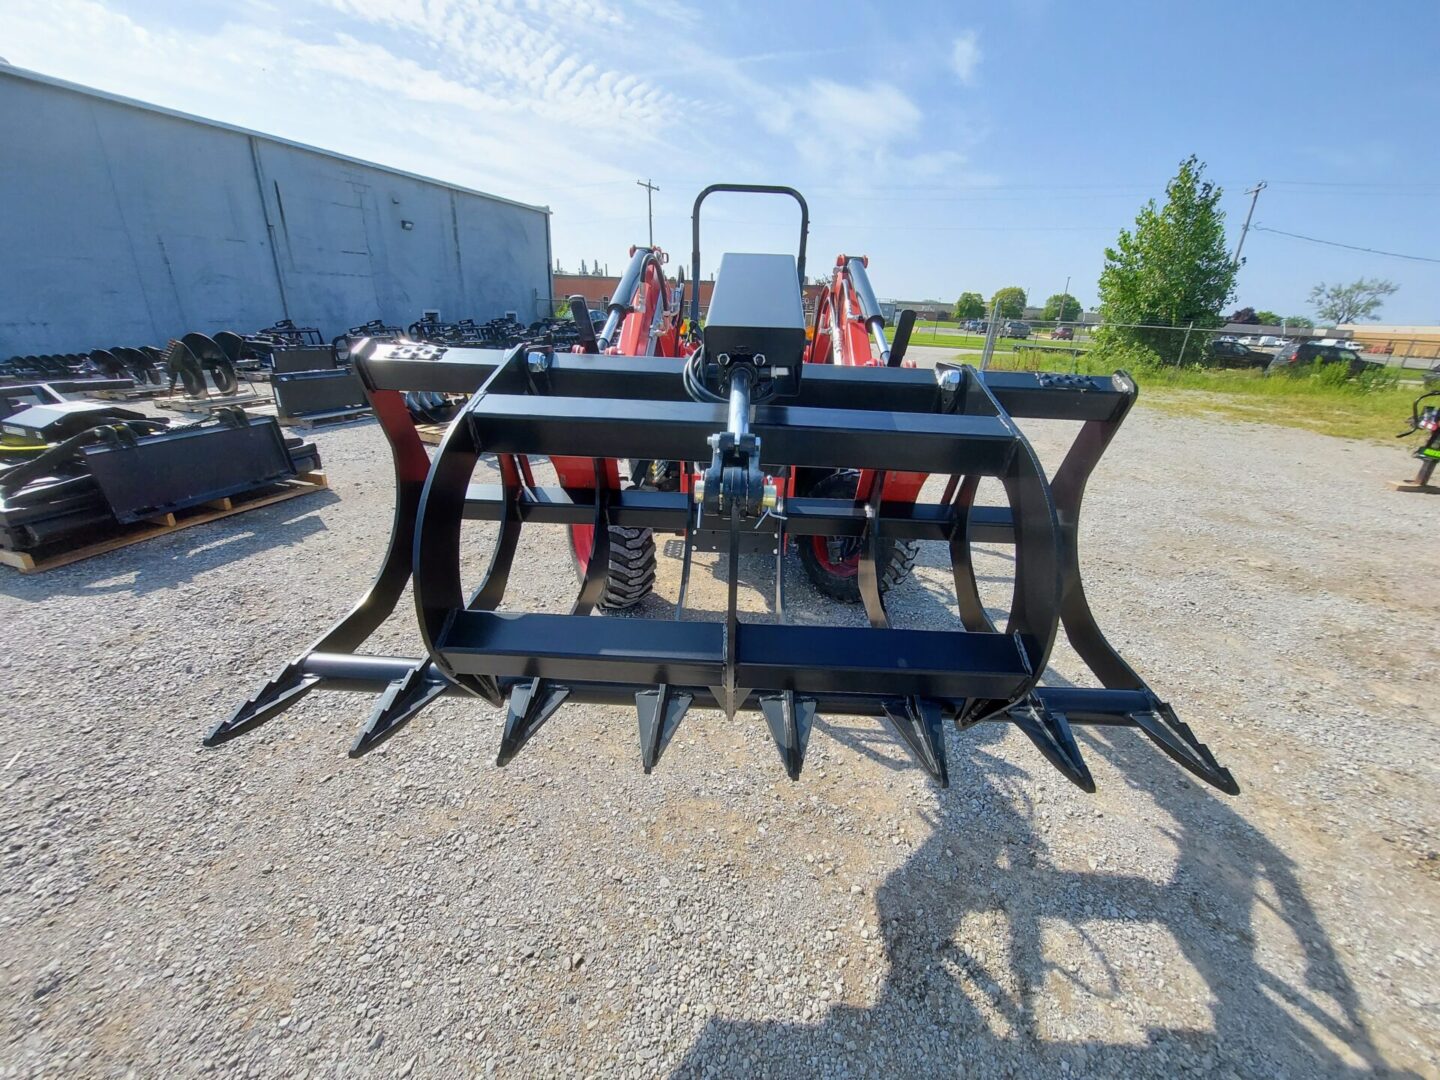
(0, 0), (991, 289)
(950, 29), (981, 84)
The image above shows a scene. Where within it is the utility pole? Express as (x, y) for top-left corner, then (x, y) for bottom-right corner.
(1058, 274), (1070, 327)
(1232, 180), (1266, 266)
(636, 178), (659, 248)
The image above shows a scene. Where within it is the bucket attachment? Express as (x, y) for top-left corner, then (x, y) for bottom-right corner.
(207, 338), (1237, 797)
(208, 187), (1235, 798)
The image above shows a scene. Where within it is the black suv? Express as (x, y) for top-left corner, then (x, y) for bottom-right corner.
(1267, 341), (1379, 377)
(1206, 339), (1269, 369)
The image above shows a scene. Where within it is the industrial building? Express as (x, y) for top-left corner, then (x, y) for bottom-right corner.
(0, 65), (552, 356)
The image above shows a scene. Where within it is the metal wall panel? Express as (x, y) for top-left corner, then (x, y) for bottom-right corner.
(0, 67), (551, 356)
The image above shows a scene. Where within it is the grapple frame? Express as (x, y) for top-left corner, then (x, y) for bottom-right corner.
(206, 339), (1237, 796)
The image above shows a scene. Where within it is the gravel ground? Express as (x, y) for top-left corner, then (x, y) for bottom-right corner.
(1, 382), (1437, 1079)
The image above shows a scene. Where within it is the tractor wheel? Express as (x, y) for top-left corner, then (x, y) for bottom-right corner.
(571, 524), (657, 611)
(795, 470), (919, 604)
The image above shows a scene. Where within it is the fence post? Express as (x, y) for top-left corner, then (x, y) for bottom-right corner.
(980, 301), (1002, 370)
(1176, 320), (1194, 366)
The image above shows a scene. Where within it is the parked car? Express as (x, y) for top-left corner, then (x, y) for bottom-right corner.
(1051, 326), (1074, 340)
(1266, 341), (1381, 378)
(1001, 320), (1030, 339)
(1206, 339), (1270, 369)
(1255, 335), (1286, 348)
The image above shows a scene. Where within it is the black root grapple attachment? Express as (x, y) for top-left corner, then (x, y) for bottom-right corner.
(204, 333), (1237, 798)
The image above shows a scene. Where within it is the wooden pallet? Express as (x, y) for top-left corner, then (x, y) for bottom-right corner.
(0, 471), (329, 574)
(156, 391), (269, 414)
(416, 422), (447, 446)
(84, 384), (169, 402)
(276, 406), (373, 428)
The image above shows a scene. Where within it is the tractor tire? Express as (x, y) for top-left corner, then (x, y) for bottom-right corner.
(598, 525), (657, 611)
(795, 470), (919, 604)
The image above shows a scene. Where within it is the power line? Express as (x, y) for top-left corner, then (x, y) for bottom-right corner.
(1268, 179), (1440, 189)
(1251, 224), (1440, 264)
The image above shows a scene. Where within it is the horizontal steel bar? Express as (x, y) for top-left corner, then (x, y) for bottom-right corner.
(290, 651), (1158, 727)
(441, 611), (724, 687)
(734, 622), (1030, 699)
(468, 396), (1020, 474)
(436, 612), (1032, 699)
(354, 346), (1132, 422)
(460, 485), (1018, 542)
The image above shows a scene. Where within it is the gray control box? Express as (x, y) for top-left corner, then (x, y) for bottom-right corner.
(703, 253), (806, 373)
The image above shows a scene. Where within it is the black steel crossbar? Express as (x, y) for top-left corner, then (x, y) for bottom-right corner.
(355, 344), (1132, 423)
(435, 612), (1032, 701)
(458, 484), (1018, 542)
(466, 395), (1020, 475)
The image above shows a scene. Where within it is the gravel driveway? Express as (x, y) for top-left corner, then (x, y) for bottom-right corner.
(1, 386), (1436, 1078)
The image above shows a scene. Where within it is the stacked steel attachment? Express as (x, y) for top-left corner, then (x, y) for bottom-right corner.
(207, 184), (1237, 797)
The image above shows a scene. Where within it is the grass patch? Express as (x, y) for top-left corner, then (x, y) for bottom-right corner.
(906, 330), (1095, 353)
(973, 352), (1420, 442)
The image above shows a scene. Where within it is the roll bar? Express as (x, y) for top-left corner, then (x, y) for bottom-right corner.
(690, 184), (809, 327)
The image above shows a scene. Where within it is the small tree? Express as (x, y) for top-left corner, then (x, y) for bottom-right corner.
(1284, 314), (1314, 328)
(1228, 306), (1260, 324)
(991, 286), (1027, 320)
(953, 292), (986, 321)
(1042, 293), (1082, 322)
(1254, 309), (1282, 325)
(1309, 278), (1398, 324)
(1096, 156), (1236, 361)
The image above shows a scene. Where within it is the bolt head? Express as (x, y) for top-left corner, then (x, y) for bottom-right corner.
(937, 369), (962, 390)
(526, 351), (548, 373)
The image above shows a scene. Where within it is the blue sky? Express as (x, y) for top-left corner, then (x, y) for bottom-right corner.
(5, 0), (1439, 322)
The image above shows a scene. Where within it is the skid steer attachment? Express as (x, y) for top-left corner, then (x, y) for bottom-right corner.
(207, 186), (1236, 797)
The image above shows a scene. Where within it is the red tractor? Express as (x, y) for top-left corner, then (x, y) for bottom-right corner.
(560, 189), (923, 609)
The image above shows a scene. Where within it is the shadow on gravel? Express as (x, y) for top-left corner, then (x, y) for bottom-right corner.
(672, 720), (1405, 1078)
(0, 493), (337, 601)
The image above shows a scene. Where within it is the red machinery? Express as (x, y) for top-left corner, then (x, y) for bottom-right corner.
(560, 226), (930, 608)
(552, 245), (684, 609)
(798, 254), (924, 601)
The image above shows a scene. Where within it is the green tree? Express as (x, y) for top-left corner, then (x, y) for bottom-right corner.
(1253, 309), (1282, 325)
(1309, 278), (1398, 324)
(991, 286), (1027, 320)
(952, 291), (986, 321)
(1096, 155), (1236, 361)
(1042, 293), (1082, 322)
(1284, 314), (1314, 328)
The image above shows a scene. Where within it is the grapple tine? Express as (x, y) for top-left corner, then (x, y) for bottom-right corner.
(758, 690), (815, 781)
(1008, 700), (1095, 793)
(636, 684), (692, 773)
(204, 662), (318, 746)
(882, 697), (949, 787)
(497, 677), (569, 767)
(1129, 703), (1240, 795)
(348, 663), (448, 758)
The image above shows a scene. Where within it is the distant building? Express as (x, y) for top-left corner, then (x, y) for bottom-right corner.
(1338, 324), (1440, 360)
(553, 275), (827, 321)
(1220, 322), (1328, 339)
(0, 65), (551, 354)
(891, 299), (950, 321)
